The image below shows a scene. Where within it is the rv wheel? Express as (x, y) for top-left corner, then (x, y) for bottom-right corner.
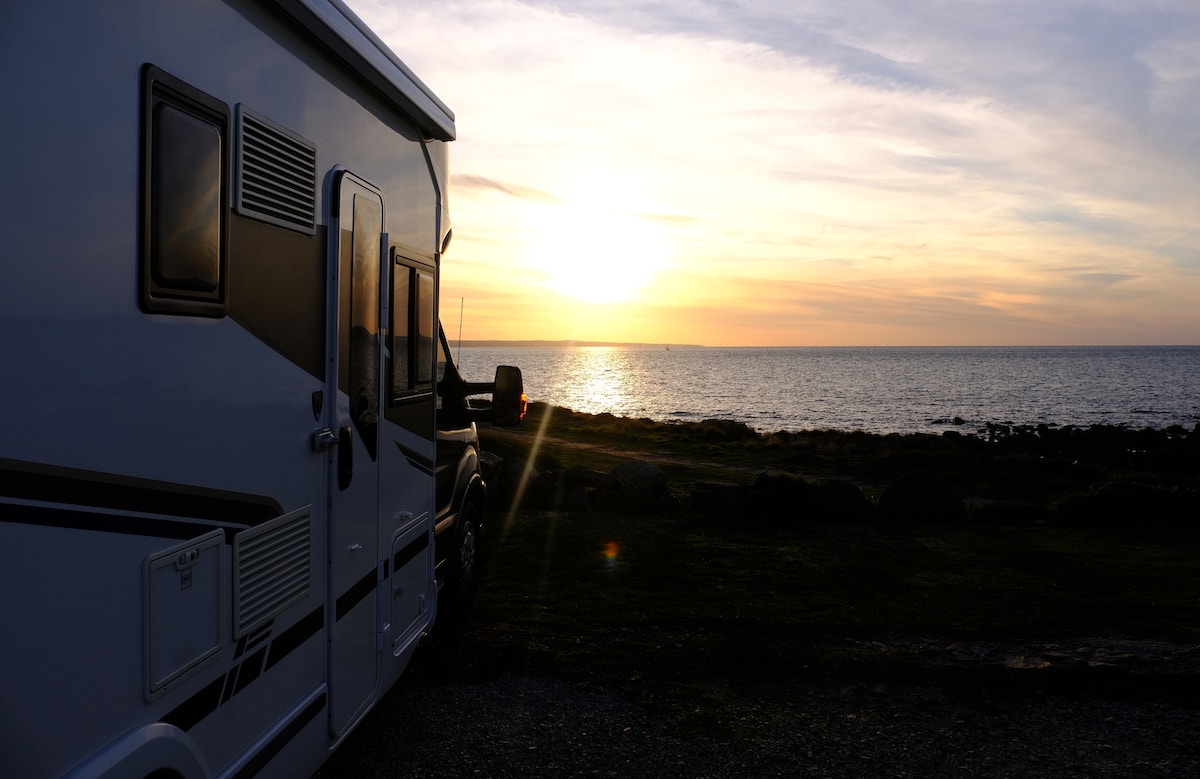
(444, 500), (482, 616)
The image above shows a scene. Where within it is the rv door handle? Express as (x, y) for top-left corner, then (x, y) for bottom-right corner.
(312, 428), (338, 452)
(337, 425), (353, 490)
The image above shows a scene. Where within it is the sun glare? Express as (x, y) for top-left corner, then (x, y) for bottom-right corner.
(527, 178), (672, 305)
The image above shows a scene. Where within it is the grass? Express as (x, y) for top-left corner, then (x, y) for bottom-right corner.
(400, 404), (1200, 743)
(313, 406), (1200, 776)
(418, 510), (1200, 737)
(484, 402), (1200, 514)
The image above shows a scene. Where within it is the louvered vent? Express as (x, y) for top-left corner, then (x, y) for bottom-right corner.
(234, 507), (312, 637)
(236, 107), (317, 234)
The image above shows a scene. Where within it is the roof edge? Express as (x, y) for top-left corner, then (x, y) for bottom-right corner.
(269, 0), (456, 141)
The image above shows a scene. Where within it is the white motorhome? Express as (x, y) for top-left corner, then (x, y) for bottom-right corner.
(0, 2), (522, 776)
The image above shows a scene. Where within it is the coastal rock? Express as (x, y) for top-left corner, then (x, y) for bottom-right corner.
(565, 468), (620, 491)
(968, 499), (1050, 526)
(1054, 481), (1192, 527)
(879, 471), (967, 524)
(686, 474), (874, 525)
(812, 478), (876, 524)
(564, 484), (594, 513)
(686, 481), (750, 515)
(562, 468), (620, 514)
(498, 458), (539, 510)
(525, 470), (566, 511)
(611, 460), (671, 512)
(748, 468), (816, 523)
(748, 473), (874, 525)
(524, 468), (614, 512)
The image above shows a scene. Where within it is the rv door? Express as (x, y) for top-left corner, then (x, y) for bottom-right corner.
(327, 171), (385, 735)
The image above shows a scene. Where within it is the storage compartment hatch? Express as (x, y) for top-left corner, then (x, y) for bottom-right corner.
(144, 529), (224, 700)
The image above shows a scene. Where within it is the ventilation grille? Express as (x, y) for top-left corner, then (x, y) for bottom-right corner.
(236, 107), (317, 234)
(234, 507), (312, 637)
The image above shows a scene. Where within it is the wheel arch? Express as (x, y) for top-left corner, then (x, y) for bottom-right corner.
(448, 445), (487, 527)
(64, 723), (209, 779)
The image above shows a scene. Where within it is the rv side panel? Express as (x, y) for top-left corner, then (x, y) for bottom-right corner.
(0, 1), (450, 776)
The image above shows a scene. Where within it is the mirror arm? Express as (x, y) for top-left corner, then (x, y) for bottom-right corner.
(460, 380), (497, 397)
(459, 406), (497, 424)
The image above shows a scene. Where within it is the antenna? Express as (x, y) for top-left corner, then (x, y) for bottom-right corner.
(457, 297), (464, 354)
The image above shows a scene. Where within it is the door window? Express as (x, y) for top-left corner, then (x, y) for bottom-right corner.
(340, 186), (383, 461)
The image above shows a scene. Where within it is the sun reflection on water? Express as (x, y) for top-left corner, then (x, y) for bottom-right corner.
(556, 347), (632, 416)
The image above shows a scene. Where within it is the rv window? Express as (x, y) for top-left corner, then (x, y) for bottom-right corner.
(389, 258), (436, 403)
(349, 193), (382, 460)
(391, 265), (411, 398)
(140, 66), (229, 316)
(152, 105), (221, 292)
(415, 271), (435, 391)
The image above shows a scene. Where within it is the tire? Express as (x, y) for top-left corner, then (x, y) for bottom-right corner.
(441, 499), (482, 621)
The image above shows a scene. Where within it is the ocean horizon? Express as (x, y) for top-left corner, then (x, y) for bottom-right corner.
(458, 340), (1199, 349)
(456, 344), (1200, 436)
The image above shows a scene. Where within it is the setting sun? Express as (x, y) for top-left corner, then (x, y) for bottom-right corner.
(526, 179), (672, 305)
(349, 0), (1200, 347)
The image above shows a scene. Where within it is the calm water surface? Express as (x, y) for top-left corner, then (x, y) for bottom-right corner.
(457, 345), (1200, 435)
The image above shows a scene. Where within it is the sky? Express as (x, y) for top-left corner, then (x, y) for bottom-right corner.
(346, 0), (1200, 347)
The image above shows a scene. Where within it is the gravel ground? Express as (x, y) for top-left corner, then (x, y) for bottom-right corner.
(316, 657), (1200, 778)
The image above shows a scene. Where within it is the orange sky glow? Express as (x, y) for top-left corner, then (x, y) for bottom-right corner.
(348, 0), (1200, 347)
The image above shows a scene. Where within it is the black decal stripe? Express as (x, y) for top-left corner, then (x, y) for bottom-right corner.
(394, 441), (434, 475)
(163, 675), (225, 732)
(222, 666), (239, 705)
(393, 536), (427, 572)
(244, 623), (273, 656)
(266, 607), (323, 672)
(0, 457), (281, 525)
(336, 568), (377, 621)
(2, 502), (224, 541)
(168, 608), (324, 732)
(230, 693), (326, 779)
(234, 648), (267, 695)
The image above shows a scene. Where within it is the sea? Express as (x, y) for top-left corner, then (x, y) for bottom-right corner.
(455, 345), (1200, 436)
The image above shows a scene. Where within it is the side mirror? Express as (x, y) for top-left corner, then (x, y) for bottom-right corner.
(492, 365), (526, 426)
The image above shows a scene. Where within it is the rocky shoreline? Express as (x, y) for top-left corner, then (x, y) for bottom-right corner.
(483, 404), (1200, 529)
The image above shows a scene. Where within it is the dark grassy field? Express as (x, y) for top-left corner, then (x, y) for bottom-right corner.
(430, 495), (1200, 725)
(471, 406), (1200, 723)
(322, 405), (1200, 776)
(484, 403), (1200, 514)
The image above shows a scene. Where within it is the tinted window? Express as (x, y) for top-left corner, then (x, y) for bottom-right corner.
(415, 270), (435, 391)
(151, 104), (221, 291)
(140, 66), (228, 316)
(391, 264), (411, 399)
(349, 193), (382, 460)
(388, 255), (436, 402)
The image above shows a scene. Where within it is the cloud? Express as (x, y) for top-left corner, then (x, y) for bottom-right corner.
(347, 0), (1200, 345)
(1069, 271), (1139, 286)
(451, 173), (560, 201)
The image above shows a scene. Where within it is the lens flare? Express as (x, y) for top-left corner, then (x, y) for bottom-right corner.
(502, 402), (558, 538)
(604, 540), (620, 571)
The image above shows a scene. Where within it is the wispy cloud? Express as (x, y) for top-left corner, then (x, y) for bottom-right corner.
(451, 173), (560, 201)
(348, 0), (1200, 345)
